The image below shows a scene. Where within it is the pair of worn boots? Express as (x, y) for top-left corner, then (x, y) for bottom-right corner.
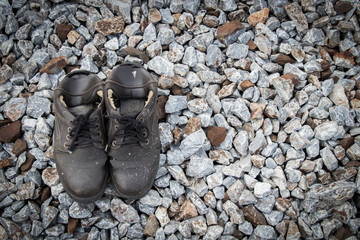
(53, 63), (160, 203)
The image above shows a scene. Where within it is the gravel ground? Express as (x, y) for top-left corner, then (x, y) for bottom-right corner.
(0, 0), (360, 239)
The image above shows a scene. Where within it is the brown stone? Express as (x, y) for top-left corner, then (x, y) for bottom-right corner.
(270, 134), (277, 142)
(4, 52), (16, 66)
(247, 40), (257, 51)
(238, 80), (254, 91)
(206, 126), (226, 147)
(250, 103), (266, 112)
(95, 16), (125, 36)
(143, 214), (159, 237)
(125, 46), (149, 63)
(234, 58), (252, 71)
(172, 13), (181, 22)
(173, 75), (187, 88)
(320, 60), (331, 70)
(168, 201), (180, 218)
(66, 66), (80, 74)
(286, 221), (301, 240)
(218, 83), (236, 99)
(334, 51), (355, 67)
(337, 21), (355, 33)
(215, 20), (244, 43)
(275, 54), (296, 66)
(0, 64), (13, 84)
(285, 2), (308, 34)
(334, 227), (354, 240)
(339, 137), (354, 149)
(319, 171), (332, 184)
(332, 167), (357, 181)
(20, 152), (35, 172)
(0, 158), (12, 169)
(12, 139), (27, 156)
(351, 99), (360, 109)
(172, 126), (183, 145)
(203, 15), (218, 28)
(67, 218), (78, 234)
(178, 200), (198, 220)
(334, 145), (346, 160)
(248, 8), (270, 26)
(276, 220), (290, 238)
(148, 8), (162, 24)
(40, 56), (69, 74)
(275, 198), (292, 212)
(0, 121), (21, 143)
(75, 36), (86, 50)
(185, 117), (202, 135)
(242, 205), (267, 226)
(334, 204), (354, 224)
(67, 30), (81, 45)
(323, 47), (338, 57)
(334, 1), (353, 14)
(347, 157), (360, 167)
(41, 186), (51, 202)
(171, 85), (184, 95)
(321, 68), (332, 80)
(0, 119), (11, 128)
(203, 191), (216, 208)
(281, 73), (299, 86)
(56, 24), (72, 42)
(128, 35), (143, 48)
(157, 95), (168, 120)
(158, 75), (174, 89)
(140, 16), (148, 32)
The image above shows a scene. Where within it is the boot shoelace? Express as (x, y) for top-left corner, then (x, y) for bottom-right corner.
(106, 115), (150, 147)
(67, 110), (101, 152)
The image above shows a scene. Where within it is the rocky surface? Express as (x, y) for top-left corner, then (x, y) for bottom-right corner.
(0, 0), (360, 239)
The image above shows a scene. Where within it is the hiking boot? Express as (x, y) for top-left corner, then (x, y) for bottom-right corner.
(104, 63), (160, 199)
(53, 70), (108, 203)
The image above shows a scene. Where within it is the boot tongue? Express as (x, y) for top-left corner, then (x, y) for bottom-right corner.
(119, 98), (145, 118)
(68, 104), (93, 116)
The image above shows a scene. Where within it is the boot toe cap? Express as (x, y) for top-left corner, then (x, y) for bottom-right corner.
(57, 162), (107, 202)
(111, 166), (156, 199)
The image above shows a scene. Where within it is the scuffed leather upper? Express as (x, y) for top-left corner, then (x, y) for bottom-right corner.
(53, 71), (107, 151)
(53, 70), (108, 201)
(104, 63), (160, 198)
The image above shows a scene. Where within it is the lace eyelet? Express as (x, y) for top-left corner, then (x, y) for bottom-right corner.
(145, 139), (149, 145)
(112, 141), (116, 147)
(115, 125), (118, 130)
(66, 134), (71, 140)
(97, 132), (101, 137)
(139, 118), (144, 123)
(64, 143), (69, 148)
(96, 123), (100, 129)
(94, 116), (99, 120)
(143, 132), (147, 137)
(68, 127), (71, 132)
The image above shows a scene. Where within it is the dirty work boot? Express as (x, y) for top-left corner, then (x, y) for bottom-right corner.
(53, 70), (108, 203)
(104, 63), (160, 199)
